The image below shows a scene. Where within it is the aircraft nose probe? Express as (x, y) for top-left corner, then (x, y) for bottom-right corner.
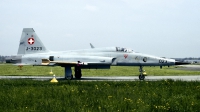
(175, 61), (191, 65)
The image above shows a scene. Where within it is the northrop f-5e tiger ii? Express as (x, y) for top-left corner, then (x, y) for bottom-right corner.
(10, 28), (186, 80)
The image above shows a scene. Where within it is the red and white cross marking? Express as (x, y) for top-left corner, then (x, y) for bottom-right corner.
(28, 38), (35, 45)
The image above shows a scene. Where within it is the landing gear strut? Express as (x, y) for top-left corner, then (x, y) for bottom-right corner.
(64, 66), (73, 80)
(139, 66), (145, 80)
(75, 65), (82, 79)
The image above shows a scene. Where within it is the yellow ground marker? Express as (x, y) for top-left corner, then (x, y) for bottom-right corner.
(49, 69), (53, 75)
(50, 75), (58, 83)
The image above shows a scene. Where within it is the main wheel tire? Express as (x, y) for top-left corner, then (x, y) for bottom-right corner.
(66, 75), (73, 80)
(75, 66), (82, 79)
(75, 73), (82, 79)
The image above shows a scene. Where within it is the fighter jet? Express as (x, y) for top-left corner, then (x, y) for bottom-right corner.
(11, 28), (186, 80)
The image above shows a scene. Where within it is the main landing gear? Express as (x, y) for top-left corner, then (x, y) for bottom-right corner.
(75, 65), (82, 79)
(139, 66), (146, 80)
(64, 66), (73, 80)
(64, 64), (82, 80)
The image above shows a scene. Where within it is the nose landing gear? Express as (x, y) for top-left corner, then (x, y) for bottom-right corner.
(139, 66), (146, 80)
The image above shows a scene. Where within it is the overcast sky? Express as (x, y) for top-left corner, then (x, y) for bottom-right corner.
(0, 0), (199, 58)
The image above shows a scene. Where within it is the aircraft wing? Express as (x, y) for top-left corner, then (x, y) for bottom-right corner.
(41, 59), (88, 66)
(41, 59), (111, 65)
(13, 63), (31, 65)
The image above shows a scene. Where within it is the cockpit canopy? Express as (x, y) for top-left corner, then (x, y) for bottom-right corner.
(116, 47), (133, 53)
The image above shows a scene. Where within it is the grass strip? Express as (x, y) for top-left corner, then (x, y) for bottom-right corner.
(0, 64), (200, 76)
(0, 79), (200, 111)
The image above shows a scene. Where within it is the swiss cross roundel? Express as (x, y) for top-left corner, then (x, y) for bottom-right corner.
(28, 38), (35, 45)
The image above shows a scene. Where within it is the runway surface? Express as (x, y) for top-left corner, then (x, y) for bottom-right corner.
(175, 65), (200, 71)
(0, 76), (200, 81)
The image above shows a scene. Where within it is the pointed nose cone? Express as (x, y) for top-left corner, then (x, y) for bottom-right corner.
(175, 61), (191, 65)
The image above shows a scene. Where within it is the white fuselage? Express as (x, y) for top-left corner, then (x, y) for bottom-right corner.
(18, 47), (175, 67)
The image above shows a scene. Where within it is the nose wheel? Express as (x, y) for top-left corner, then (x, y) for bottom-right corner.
(139, 66), (146, 80)
(139, 73), (145, 80)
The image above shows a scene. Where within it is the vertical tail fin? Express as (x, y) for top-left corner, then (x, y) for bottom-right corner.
(17, 28), (49, 54)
